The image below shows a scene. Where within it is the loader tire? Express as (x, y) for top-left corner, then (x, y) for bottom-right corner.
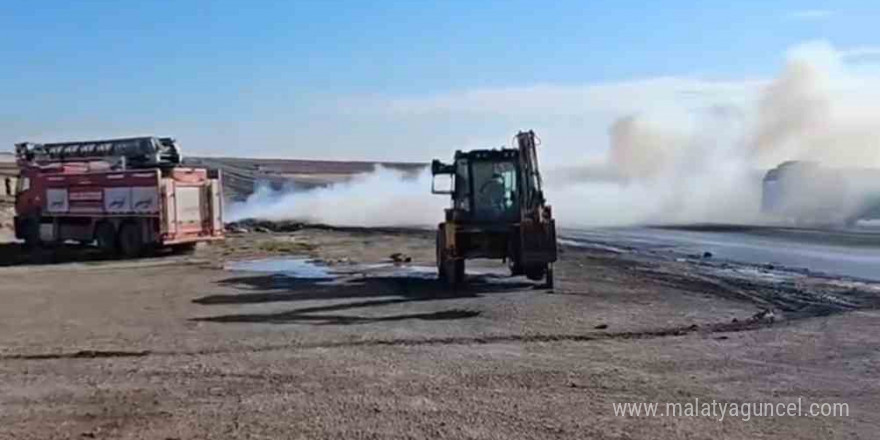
(436, 229), (445, 280)
(450, 258), (465, 287)
(525, 265), (545, 281)
(440, 257), (464, 288)
(436, 225), (464, 288)
(437, 246), (465, 287)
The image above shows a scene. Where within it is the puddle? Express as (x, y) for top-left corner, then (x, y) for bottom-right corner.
(225, 258), (333, 279)
(726, 266), (795, 282)
(557, 238), (626, 254)
(361, 262), (506, 278)
(225, 257), (509, 282)
(385, 265), (439, 279)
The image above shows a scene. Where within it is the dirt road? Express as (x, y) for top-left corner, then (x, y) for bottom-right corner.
(563, 224), (880, 281)
(1, 227), (879, 439)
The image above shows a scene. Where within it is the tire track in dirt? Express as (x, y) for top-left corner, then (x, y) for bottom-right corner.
(0, 318), (774, 362)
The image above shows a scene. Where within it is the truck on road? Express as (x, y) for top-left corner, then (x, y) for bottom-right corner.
(762, 161), (880, 227)
(13, 137), (224, 256)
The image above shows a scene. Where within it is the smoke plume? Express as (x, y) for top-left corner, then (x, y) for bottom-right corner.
(228, 41), (880, 228)
(227, 167), (447, 227)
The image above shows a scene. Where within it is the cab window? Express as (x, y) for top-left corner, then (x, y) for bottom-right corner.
(17, 177), (30, 194)
(472, 160), (518, 221)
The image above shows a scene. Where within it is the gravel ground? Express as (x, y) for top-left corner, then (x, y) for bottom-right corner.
(1, 228), (879, 439)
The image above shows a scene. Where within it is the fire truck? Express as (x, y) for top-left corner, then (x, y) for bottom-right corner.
(13, 137), (224, 256)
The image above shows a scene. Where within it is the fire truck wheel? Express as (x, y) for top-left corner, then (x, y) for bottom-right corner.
(95, 222), (117, 254)
(21, 218), (41, 249)
(171, 243), (197, 255)
(118, 222), (144, 258)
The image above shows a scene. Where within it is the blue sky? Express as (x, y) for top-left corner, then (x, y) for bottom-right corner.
(1, 1), (878, 160)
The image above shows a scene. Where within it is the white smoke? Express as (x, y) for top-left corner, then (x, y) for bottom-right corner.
(227, 166), (447, 227)
(228, 41), (880, 228)
(551, 41), (880, 227)
(750, 42), (880, 168)
(547, 105), (759, 227)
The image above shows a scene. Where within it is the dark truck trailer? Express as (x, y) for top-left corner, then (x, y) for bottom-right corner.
(13, 137), (224, 256)
(762, 161), (880, 226)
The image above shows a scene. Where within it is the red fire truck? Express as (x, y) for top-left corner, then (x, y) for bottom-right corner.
(13, 137), (224, 256)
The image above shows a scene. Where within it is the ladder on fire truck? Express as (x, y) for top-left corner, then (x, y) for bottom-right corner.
(15, 137), (181, 169)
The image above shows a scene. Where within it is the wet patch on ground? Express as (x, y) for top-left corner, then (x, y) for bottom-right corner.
(223, 252), (518, 284)
(630, 251), (880, 321)
(224, 257), (334, 279)
(205, 254), (533, 326)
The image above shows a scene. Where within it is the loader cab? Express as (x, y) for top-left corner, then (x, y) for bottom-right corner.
(434, 149), (521, 224)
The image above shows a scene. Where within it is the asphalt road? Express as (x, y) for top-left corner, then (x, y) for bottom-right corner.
(561, 223), (880, 282)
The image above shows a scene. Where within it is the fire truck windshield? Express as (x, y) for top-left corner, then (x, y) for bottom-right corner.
(16, 176), (29, 194)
